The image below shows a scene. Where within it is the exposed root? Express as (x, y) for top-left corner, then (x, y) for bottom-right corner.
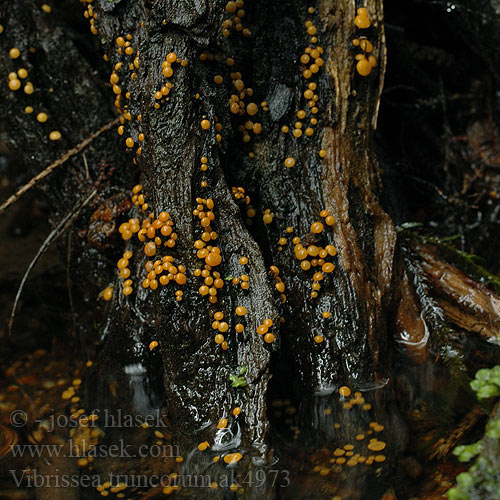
(413, 243), (500, 340)
(429, 404), (485, 460)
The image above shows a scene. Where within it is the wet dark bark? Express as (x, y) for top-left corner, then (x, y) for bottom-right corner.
(1, 0), (500, 499)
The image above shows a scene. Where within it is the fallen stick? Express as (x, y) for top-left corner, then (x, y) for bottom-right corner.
(8, 189), (97, 335)
(0, 117), (119, 215)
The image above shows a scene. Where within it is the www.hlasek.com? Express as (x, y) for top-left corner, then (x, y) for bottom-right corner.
(10, 439), (180, 459)
(10, 470), (291, 489)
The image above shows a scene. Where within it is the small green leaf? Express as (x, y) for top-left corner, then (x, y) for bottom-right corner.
(229, 366), (248, 388)
(446, 486), (469, 500)
(477, 384), (500, 399)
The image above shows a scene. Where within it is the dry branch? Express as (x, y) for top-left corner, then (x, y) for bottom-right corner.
(0, 118), (119, 215)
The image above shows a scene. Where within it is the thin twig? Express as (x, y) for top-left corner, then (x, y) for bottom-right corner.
(0, 117), (119, 216)
(83, 152), (89, 180)
(66, 231), (78, 340)
(8, 189), (97, 335)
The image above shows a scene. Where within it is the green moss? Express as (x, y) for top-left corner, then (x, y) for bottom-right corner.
(397, 224), (500, 295)
(447, 360), (500, 500)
